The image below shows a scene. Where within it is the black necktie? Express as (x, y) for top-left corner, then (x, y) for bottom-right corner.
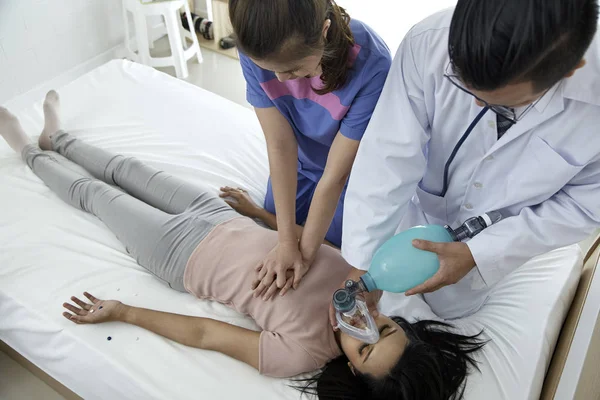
(496, 110), (515, 140)
(497, 111), (515, 139)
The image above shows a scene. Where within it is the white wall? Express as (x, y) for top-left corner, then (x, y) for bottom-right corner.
(192, 0), (209, 17)
(0, 0), (124, 104)
(192, 0), (458, 50)
(337, 0), (457, 56)
(0, 0), (457, 105)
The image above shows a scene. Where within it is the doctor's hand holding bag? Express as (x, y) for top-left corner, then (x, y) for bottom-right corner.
(338, 0), (600, 321)
(227, 0), (391, 300)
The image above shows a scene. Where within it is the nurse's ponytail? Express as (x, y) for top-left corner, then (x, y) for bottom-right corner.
(229, 0), (355, 94)
(320, 1), (355, 94)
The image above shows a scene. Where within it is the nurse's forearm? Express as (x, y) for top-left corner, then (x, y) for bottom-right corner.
(301, 133), (359, 260)
(268, 150), (299, 244)
(300, 177), (346, 260)
(256, 208), (337, 248)
(255, 108), (298, 244)
(257, 208), (302, 240)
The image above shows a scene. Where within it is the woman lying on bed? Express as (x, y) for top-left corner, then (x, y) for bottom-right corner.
(0, 91), (485, 400)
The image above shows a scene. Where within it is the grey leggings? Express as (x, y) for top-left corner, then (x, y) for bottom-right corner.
(22, 131), (238, 291)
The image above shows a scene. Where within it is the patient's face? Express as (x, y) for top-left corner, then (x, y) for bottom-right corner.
(339, 314), (408, 378)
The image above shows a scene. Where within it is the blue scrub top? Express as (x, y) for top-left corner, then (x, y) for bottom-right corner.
(240, 19), (392, 182)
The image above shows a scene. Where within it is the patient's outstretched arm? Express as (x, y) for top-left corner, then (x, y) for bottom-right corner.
(63, 292), (261, 370)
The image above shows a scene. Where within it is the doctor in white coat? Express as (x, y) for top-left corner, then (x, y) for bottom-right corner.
(339, 0), (600, 321)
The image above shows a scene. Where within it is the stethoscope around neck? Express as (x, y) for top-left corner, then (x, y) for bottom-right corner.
(438, 106), (490, 197)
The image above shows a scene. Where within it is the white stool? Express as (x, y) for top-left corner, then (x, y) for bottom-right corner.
(122, 0), (202, 79)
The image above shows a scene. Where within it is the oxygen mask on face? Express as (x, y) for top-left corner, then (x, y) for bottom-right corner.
(333, 280), (380, 344)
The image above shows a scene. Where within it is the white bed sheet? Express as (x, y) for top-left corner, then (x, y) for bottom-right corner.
(0, 60), (583, 400)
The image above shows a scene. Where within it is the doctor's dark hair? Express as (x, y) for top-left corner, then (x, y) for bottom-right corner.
(296, 317), (487, 400)
(449, 0), (599, 92)
(228, 0), (355, 94)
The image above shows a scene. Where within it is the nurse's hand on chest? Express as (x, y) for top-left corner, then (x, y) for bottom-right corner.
(404, 241), (476, 296)
(251, 241), (310, 301)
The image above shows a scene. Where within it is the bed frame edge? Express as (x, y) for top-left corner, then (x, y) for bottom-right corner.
(540, 234), (600, 400)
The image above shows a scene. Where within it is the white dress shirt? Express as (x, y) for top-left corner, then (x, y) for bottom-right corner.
(342, 9), (600, 319)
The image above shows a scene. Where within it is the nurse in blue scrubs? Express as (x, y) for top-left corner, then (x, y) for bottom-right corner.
(221, 0), (391, 297)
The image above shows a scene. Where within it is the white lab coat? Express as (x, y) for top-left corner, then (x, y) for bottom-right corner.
(342, 9), (600, 320)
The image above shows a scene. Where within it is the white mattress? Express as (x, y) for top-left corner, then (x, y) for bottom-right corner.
(0, 60), (583, 400)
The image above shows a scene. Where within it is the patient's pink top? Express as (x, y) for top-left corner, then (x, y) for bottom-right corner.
(183, 218), (348, 377)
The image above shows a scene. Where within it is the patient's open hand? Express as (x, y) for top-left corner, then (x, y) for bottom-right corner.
(62, 292), (123, 325)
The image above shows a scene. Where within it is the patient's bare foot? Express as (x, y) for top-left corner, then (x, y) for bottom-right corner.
(0, 107), (31, 153)
(39, 90), (61, 150)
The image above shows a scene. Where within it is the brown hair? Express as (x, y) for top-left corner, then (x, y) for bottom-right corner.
(229, 0), (355, 95)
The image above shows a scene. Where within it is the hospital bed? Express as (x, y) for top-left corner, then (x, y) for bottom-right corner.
(0, 60), (598, 400)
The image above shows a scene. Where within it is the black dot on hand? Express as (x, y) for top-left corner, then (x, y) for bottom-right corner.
(107, 336), (112, 341)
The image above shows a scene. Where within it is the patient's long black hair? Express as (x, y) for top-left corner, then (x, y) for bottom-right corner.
(297, 317), (487, 400)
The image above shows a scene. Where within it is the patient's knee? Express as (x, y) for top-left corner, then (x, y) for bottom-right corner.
(70, 179), (113, 212)
(109, 155), (142, 184)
